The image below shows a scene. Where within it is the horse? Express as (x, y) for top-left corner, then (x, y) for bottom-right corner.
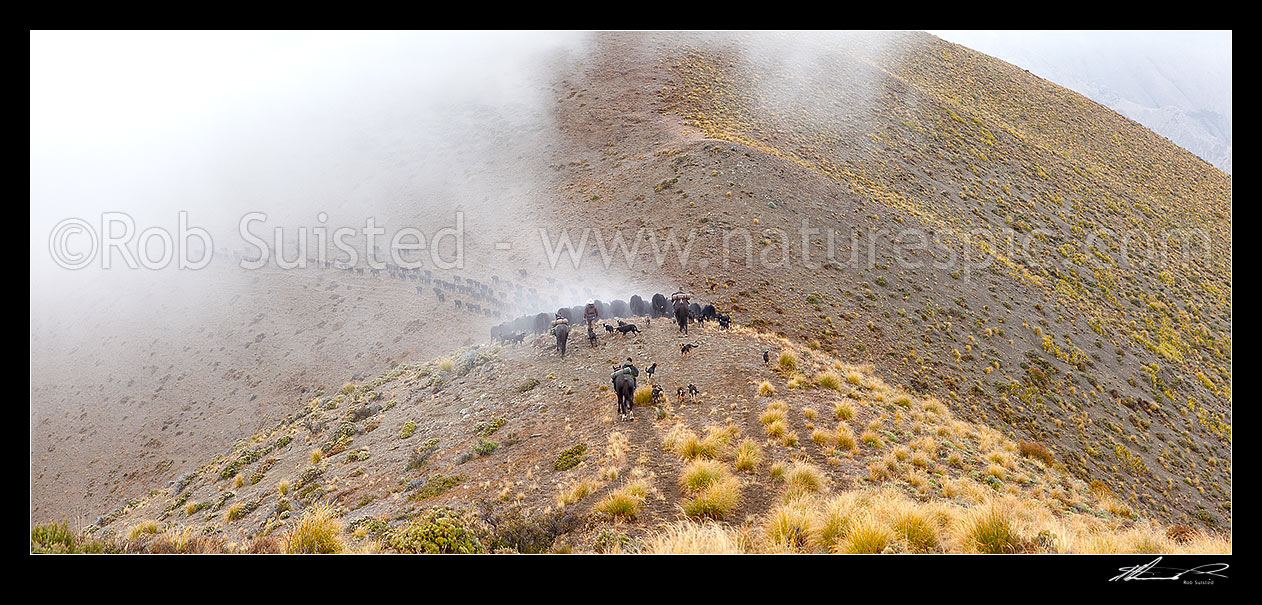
(614, 372), (637, 420)
(555, 322), (569, 358)
(674, 302), (690, 334)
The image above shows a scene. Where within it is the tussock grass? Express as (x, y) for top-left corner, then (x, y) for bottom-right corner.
(759, 408), (786, 425)
(558, 478), (599, 505)
(633, 386), (655, 407)
(835, 423), (857, 452)
(645, 521), (744, 554)
(816, 371), (842, 391)
(285, 503), (345, 553)
(783, 462), (825, 500)
(126, 520), (160, 541)
(910, 451), (932, 469)
(734, 439), (762, 472)
(681, 476), (741, 520)
(957, 500), (1021, 554)
(757, 381), (776, 396)
(811, 494), (859, 551)
(842, 514), (892, 553)
(679, 459), (741, 520)
(662, 471), (1227, 553)
(679, 459), (727, 492)
(833, 400), (855, 420)
(1018, 440), (1055, 466)
(778, 351), (798, 373)
(595, 480), (649, 520)
(889, 503), (939, 552)
(764, 501), (813, 552)
(606, 431), (629, 462)
(663, 425), (726, 460)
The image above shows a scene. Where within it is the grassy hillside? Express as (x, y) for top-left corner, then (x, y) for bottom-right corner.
(33, 32), (1229, 553)
(542, 31), (1230, 528)
(37, 320), (1228, 553)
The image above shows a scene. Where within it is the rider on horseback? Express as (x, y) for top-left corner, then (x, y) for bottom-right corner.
(610, 357), (638, 387)
(550, 313), (569, 334)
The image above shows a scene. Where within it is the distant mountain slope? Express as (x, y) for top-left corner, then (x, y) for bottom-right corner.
(931, 30), (1231, 173)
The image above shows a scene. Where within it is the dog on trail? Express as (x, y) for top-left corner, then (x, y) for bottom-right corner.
(676, 386), (687, 403)
(616, 324), (640, 336)
(645, 363), (657, 381)
(763, 350), (770, 365)
(688, 384), (699, 404)
(587, 325), (598, 347)
(652, 383), (665, 405)
(680, 343), (699, 358)
(603, 323), (615, 334)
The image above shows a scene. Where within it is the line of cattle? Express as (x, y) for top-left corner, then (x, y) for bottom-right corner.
(215, 247), (563, 319)
(490, 293), (732, 345)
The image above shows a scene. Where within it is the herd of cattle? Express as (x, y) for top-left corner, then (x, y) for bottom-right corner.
(216, 246), (579, 320)
(213, 247), (736, 339)
(489, 293), (732, 344)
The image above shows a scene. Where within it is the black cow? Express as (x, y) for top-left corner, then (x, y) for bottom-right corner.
(630, 295), (648, 317)
(651, 293), (668, 318)
(533, 313), (551, 335)
(610, 299), (631, 318)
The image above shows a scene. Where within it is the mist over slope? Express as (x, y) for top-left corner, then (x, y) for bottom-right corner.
(31, 31), (1229, 538)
